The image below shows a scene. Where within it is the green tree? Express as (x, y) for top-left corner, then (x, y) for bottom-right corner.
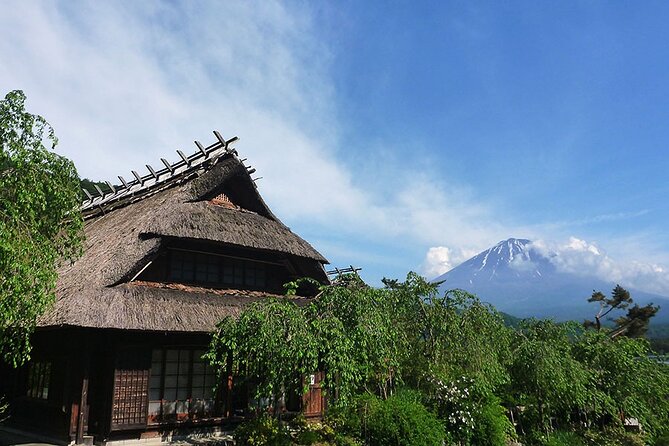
(307, 273), (415, 403)
(0, 90), (83, 366)
(509, 320), (592, 433)
(206, 298), (318, 415)
(412, 288), (511, 394)
(586, 285), (659, 338)
(573, 331), (669, 440)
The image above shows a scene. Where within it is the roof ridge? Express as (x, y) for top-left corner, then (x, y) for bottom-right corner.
(81, 131), (249, 216)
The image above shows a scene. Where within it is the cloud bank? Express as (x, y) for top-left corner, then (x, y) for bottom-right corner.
(423, 236), (669, 296)
(421, 246), (479, 279)
(531, 237), (669, 296)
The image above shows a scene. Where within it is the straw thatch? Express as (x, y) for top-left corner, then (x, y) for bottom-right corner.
(40, 281), (312, 332)
(39, 151), (328, 332)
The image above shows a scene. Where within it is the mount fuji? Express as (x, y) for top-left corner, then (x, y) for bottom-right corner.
(433, 238), (669, 322)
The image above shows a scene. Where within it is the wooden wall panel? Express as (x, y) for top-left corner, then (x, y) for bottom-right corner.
(110, 348), (150, 430)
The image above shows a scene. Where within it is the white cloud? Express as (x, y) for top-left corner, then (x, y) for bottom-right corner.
(509, 254), (536, 272)
(421, 246), (478, 279)
(0, 0), (514, 263)
(530, 237), (669, 296)
(421, 236), (669, 296)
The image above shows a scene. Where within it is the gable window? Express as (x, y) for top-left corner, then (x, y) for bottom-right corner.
(148, 348), (218, 424)
(26, 361), (51, 400)
(169, 250), (266, 289)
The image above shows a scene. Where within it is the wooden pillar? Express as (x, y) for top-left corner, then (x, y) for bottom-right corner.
(69, 334), (91, 445)
(76, 362), (89, 444)
(224, 351), (233, 418)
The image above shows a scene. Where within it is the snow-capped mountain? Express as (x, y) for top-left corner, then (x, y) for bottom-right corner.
(443, 238), (552, 283)
(433, 238), (669, 322)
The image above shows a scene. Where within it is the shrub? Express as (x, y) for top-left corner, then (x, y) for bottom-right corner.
(355, 390), (446, 446)
(293, 420), (338, 445)
(655, 433), (669, 446)
(234, 414), (291, 446)
(295, 429), (321, 445)
(428, 376), (476, 442)
(541, 431), (585, 446)
(470, 396), (516, 446)
(333, 435), (362, 446)
(427, 376), (514, 445)
(582, 427), (645, 446)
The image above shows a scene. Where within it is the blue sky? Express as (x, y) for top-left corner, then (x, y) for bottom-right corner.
(2, 1), (669, 292)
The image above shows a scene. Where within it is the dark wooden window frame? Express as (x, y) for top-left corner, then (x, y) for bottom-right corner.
(148, 347), (219, 425)
(168, 248), (270, 290)
(26, 360), (51, 400)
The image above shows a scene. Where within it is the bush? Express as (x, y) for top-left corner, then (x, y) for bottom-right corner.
(234, 414), (292, 446)
(333, 435), (362, 446)
(427, 376), (514, 445)
(352, 390), (446, 446)
(470, 396), (515, 446)
(293, 419), (339, 445)
(541, 431), (585, 446)
(582, 427), (645, 446)
(655, 433), (669, 446)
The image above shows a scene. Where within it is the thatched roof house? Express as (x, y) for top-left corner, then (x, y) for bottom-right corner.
(42, 135), (326, 332)
(1, 132), (329, 443)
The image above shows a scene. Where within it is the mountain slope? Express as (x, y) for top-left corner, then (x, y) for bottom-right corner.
(434, 238), (669, 322)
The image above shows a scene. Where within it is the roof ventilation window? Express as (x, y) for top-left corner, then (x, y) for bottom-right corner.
(209, 192), (240, 210)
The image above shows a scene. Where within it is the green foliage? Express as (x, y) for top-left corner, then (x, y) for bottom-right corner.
(333, 435), (362, 446)
(500, 311), (523, 328)
(510, 319), (591, 432)
(308, 273), (426, 402)
(427, 376), (513, 445)
(531, 430), (585, 446)
(427, 376), (476, 442)
(295, 429), (321, 445)
(289, 416), (337, 445)
(206, 298), (317, 411)
(573, 330), (669, 438)
(655, 432), (669, 446)
(581, 427), (645, 446)
(586, 285), (658, 338)
(210, 272), (669, 443)
(234, 414), (292, 446)
(470, 394), (516, 446)
(235, 414), (351, 446)
(412, 289), (512, 395)
(80, 178), (113, 200)
(0, 90), (83, 366)
(345, 390), (446, 446)
(0, 396), (7, 422)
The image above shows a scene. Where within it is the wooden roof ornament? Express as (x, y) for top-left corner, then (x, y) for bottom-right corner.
(326, 266), (362, 276)
(80, 131), (240, 215)
(44, 131), (328, 332)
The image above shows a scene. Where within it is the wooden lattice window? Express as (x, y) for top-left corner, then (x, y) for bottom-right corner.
(111, 349), (150, 430)
(169, 250), (267, 289)
(26, 361), (51, 400)
(148, 348), (217, 424)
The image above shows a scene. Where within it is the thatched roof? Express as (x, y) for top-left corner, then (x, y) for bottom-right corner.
(39, 134), (328, 332)
(40, 282), (312, 332)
